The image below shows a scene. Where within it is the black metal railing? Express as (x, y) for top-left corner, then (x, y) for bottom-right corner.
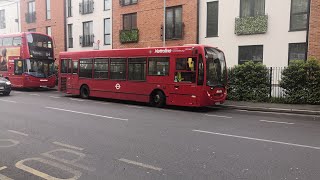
(80, 34), (94, 47)
(25, 12), (36, 23)
(79, 0), (94, 14)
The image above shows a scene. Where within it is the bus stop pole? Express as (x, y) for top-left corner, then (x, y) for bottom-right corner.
(163, 0), (166, 47)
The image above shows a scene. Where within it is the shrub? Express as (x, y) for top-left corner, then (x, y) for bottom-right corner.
(228, 61), (269, 102)
(280, 58), (320, 104)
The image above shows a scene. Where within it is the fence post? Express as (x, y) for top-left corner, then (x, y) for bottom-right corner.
(269, 67), (273, 98)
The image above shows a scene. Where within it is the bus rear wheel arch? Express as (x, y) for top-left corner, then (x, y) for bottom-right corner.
(80, 85), (90, 99)
(150, 90), (166, 108)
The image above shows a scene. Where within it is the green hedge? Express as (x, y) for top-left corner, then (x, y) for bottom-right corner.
(280, 59), (320, 104)
(235, 15), (268, 35)
(228, 61), (269, 102)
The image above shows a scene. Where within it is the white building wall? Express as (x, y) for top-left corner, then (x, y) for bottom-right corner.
(0, 0), (20, 34)
(199, 0), (307, 67)
(66, 0), (112, 51)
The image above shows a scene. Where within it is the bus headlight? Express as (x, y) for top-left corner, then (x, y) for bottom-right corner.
(5, 81), (11, 85)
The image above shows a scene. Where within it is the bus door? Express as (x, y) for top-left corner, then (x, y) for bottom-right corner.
(59, 59), (72, 91)
(70, 60), (79, 90)
(171, 57), (198, 106)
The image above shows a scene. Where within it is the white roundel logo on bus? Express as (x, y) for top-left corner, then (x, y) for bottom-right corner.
(115, 83), (121, 90)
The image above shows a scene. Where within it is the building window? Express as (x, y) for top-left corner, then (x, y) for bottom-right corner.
(67, 0), (72, 17)
(238, 45), (263, 64)
(110, 58), (127, 80)
(79, 59), (93, 78)
(120, 0), (138, 6)
(28, 28), (36, 32)
(166, 6), (183, 40)
(68, 24), (73, 48)
(290, 0), (309, 31)
(289, 43), (307, 64)
(0, 10), (6, 29)
(79, 0), (94, 14)
(46, 26), (52, 36)
(104, 18), (111, 45)
(240, 0), (265, 17)
(104, 0), (110, 10)
(46, 0), (51, 20)
(123, 13), (137, 30)
(94, 59), (109, 79)
(207, 1), (219, 37)
(148, 57), (169, 76)
(26, 1), (36, 23)
(81, 21), (93, 47)
(128, 58), (146, 81)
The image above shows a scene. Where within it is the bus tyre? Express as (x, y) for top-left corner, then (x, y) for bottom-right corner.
(150, 91), (166, 108)
(80, 85), (90, 99)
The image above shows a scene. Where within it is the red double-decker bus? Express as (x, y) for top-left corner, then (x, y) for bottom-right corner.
(0, 32), (56, 88)
(59, 45), (227, 107)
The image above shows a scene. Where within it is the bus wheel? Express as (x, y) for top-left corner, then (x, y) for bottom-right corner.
(80, 85), (90, 99)
(150, 91), (166, 108)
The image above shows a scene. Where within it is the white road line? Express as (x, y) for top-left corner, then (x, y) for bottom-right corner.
(259, 120), (295, 125)
(125, 105), (143, 109)
(193, 129), (320, 150)
(205, 114), (232, 119)
(52, 141), (84, 151)
(29, 94), (40, 96)
(0, 99), (17, 103)
(118, 158), (162, 171)
(45, 107), (128, 121)
(236, 109), (320, 117)
(0, 166), (7, 171)
(49, 96), (61, 99)
(69, 98), (85, 102)
(8, 130), (29, 137)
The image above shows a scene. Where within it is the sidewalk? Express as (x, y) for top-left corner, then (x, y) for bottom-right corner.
(221, 100), (320, 115)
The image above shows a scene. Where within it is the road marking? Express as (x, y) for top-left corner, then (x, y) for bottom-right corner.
(69, 98), (85, 102)
(49, 96), (61, 99)
(29, 94), (40, 96)
(45, 107), (128, 121)
(8, 130), (28, 137)
(125, 105), (143, 109)
(193, 130), (320, 150)
(0, 166), (14, 180)
(0, 139), (20, 148)
(259, 120), (295, 125)
(236, 109), (319, 117)
(205, 114), (232, 119)
(0, 99), (17, 103)
(118, 158), (162, 171)
(53, 141), (84, 151)
(0, 166), (7, 171)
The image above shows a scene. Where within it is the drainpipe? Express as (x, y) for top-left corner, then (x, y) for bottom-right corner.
(196, 0), (200, 44)
(305, 0), (311, 60)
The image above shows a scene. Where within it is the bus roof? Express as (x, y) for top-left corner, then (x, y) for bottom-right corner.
(0, 32), (51, 38)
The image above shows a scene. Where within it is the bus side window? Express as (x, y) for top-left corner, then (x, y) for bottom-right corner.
(174, 58), (196, 83)
(197, 55), (204, 85)
(61, 60), (68, 73)
(0, 38), (2, 46)
(73, 61), (78, 74)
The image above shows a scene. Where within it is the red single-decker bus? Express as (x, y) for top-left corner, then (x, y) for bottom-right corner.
(0, 32), (56, 88)
(59, 45), (227, 107)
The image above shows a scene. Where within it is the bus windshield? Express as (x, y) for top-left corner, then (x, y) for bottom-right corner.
(27, 33), (54, 59)
(25, 59), (55, 78)
(205, 47), (227, 87)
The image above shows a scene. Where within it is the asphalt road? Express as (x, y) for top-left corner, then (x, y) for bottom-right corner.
(0, 89), (320, 180)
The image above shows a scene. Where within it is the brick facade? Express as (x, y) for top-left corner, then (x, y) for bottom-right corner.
(308, 0), (320, 60)
(20, 0), (65, 61)
(113, 0), (198, 49)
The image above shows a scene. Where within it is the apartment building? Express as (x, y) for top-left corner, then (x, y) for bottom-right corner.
(0, 0), (20, 34)
(200, 0), (309, 67)
(66, 0), (112, 51)
(112, 0), (198, 49)
(20, 0), (65, 59)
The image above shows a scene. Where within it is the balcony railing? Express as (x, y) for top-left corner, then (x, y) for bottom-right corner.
(25, 12), (36, 23)
(79, 0), (94, 15)
(235, 15), (268, 35)
(120, 29), (139, 43)
(80, 34), (94, 47)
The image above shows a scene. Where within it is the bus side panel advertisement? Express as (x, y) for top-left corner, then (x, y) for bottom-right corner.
(0, 47), (21, 71)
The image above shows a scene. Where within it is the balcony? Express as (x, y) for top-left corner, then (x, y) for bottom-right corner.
(235, 15), (268, 35)
(79, 0), (94, 15)
(80, 34), (94, 47)
(120, 29), (139, 44)
(25, 12), (36, 23)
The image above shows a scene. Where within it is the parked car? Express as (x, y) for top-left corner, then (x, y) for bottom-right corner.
(0, 77), (11, 96)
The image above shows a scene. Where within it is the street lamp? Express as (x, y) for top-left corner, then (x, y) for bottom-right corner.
(163, 0), (166, 47)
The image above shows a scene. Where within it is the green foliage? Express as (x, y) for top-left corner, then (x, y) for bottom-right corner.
(228, 61), (269, 102)
(280, 59), (320, 104)
(235, 15), (268, 35)
(120, 29), (139, 43)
